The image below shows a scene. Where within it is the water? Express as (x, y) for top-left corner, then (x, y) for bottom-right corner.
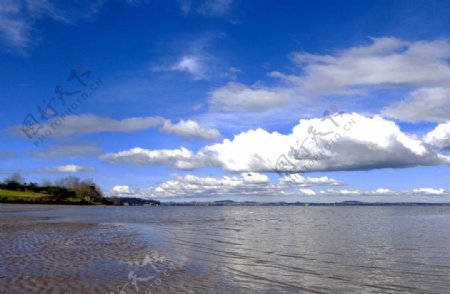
(9, 206), (450, 293)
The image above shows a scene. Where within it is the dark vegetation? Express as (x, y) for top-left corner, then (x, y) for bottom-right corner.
(0, 173), (159, 206)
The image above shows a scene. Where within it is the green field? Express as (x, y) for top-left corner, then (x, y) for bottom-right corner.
(0, 189), (88, 204)
(0, 189), (49, 201)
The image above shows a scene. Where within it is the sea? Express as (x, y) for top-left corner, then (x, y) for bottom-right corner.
(5, 205), (450, 293)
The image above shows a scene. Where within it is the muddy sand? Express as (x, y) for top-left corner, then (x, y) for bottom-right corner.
(0, 205), (183, 293)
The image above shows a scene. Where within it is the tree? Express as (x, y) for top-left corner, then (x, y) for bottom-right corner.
(5, 172), (25, 185)
(53, 176), (103, 203)
(54, 176), (81, 190)
(76, 179), (102, 202)
(3, 173), (25, 191)
(27, 182), (40, 192)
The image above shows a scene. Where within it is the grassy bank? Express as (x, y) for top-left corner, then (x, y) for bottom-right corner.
(0, 189), (89, 205)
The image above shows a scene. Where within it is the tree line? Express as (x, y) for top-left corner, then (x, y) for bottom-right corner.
(0, 172), (103, 204)
(0, 172), (160, 206)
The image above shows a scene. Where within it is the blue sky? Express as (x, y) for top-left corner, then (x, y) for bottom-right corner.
(1, 0), (450, 202)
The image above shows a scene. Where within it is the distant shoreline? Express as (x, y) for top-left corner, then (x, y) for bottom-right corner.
(161, 200), (450, 206)
(2, 201), (450, 208)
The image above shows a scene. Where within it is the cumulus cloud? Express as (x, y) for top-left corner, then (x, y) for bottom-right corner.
(280, 175), (344, 186)
(148, 173), (321, 198)
(333, 189), (361, 196)
(199, 113), (449, 172)
(149, 173), (271, 198)
(101, 113), (450, 172)
(142, 180), (450, 199)
(298, 188), (316, 196)
(39, 164), (95, 173)
(412, 188), (446, 195)
(371, 188), (393, 195)
(160, 119), (221, 140)
(111, 185), (135, 195)
(208, 82), (291, 112)
(424, 122), (450, 149)
(107, 174), (449, 199)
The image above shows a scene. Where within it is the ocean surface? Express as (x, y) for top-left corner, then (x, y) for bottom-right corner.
(4, 205), (450, 293)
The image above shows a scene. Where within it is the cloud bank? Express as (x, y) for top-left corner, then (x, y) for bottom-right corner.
(147, 173), (342, 198)
(206, 37), (450, 121)
(11, 114), (220, 140)
(101, 113), (450, 173)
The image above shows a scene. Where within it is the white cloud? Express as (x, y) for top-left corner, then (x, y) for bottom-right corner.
(283, 38), (450, 96)
(203, 112), (449, 172)
(0, 3), (30, 50)
(372, 188), (393, 195)
(101, 113), (450, 172)
(242, 172), (270, 183)
(206, 38), (450, 117)
(336, 189), (361, 195)
(160, 119), (221, 140)
(170, 55), (208, 80)
(412, 188), (445, 195)
(383, 87), (450, 123)
(39, 164), (95, 173)
(424, 122), (450, 149)
(150, 174), (270, 197)
(151, 55), (210, 80)
(100, 147), (202, 170)
(299, 188), (316, 196)
(140, 181), (450, 199)
(280, 175), (344, 186)
(111, 185), (135, 195)
(320, 188), (450, 196)
(208, 82), (291, 112)
(148, 173), (313, 198)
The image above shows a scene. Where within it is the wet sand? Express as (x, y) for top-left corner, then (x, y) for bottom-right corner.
(0, 205), (183, 293)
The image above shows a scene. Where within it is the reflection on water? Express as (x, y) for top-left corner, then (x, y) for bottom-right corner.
(8, 206), (450, 293)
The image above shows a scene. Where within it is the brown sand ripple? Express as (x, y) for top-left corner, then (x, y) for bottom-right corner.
(0, 216), (173, 293)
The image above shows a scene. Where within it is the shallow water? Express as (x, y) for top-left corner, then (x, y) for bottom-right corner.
(2, 205), (450, 293)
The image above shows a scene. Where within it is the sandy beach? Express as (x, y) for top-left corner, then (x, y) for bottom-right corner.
(0, 205), (182, 293)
